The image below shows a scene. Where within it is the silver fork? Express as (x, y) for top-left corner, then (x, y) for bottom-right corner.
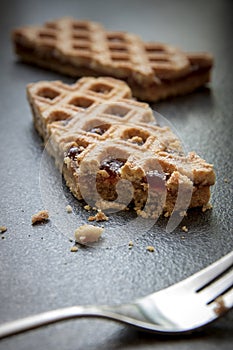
(0, 251), (232, 338)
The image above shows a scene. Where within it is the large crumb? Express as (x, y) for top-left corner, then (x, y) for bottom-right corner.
(88, 211), (109, 222)
(31, 210), (49, 225)
(181, 225), (188, 232)
(66, 205), (72, 213)
(0, 226), (7, 233)
(74, 224), (104, 244)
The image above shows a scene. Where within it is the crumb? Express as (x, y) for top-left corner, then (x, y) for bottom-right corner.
(0, 226), (7, 233)
(1, 236), (5, 240)
(70, 246), (79, 252)
(202, 203), (213, 212)
(164, 212), (170, 217)
(179, 211), (187, 217)
(214, 296), (229, 316)
(181, 225), (188, 232)
(66, 205), (72, 213)
(181, 235), (185, 239)
(31, 210), (49, 225)
(88, 211), (109, 222)
(84, 204), (92, 211)
(146, 245), (155, 252)
(224, 178), (229, 183)
(128, 241), (134, 249)
(74, 224), (104, 244)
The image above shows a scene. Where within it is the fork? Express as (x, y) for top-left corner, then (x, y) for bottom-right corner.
(0, 251), (232, 338)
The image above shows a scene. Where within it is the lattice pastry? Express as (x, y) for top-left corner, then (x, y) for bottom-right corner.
(27, 77), (215, 217)
(14, 17), (213, 102)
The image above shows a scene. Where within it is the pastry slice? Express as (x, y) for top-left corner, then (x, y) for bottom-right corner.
(27, 76), (215, 218)
(13, 17), (213, 102)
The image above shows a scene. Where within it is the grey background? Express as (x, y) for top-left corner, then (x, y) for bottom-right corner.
(0, 0), (232, 349)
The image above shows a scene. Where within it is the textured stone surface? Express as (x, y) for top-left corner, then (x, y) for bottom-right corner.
(0, 0), (232, 349)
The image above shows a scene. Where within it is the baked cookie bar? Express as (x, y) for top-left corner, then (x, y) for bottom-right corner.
(27, 77), (215, 218)
(14, 17), (213, 102)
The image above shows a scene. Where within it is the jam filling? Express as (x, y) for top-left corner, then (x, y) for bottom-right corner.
(100, 158), (125, 178)
(66, 146), (83, 160)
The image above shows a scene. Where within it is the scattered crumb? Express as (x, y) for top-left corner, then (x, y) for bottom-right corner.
(146, 245), (155, 252)
(164, 212), (170, 218)
(224, 178), (229, 183)
(74, 224), (104, 244)
(181, 235), (185, 240)
(128, 241), (134, 249)
(66, 205), (72, 213)
(84, 204), (92, 211)
(213, 296), (229, 316)
(31, 210), (49, 225)
(0, 226), (7, 233)
(179, 211), (187, 217)
(70, 246), (79, 252)
(181, 225), (188, 232)
(202, 203), (213, 212)
(88, 211), (109, 222)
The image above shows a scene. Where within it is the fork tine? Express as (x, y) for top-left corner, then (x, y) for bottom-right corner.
(198, 269), (233, 303)
(178, 251), (233, 291)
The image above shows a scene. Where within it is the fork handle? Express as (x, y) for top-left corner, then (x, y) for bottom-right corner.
(0, 306), (118, 339)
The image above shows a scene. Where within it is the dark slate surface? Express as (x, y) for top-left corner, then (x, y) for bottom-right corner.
(0, 0), (232, 349)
